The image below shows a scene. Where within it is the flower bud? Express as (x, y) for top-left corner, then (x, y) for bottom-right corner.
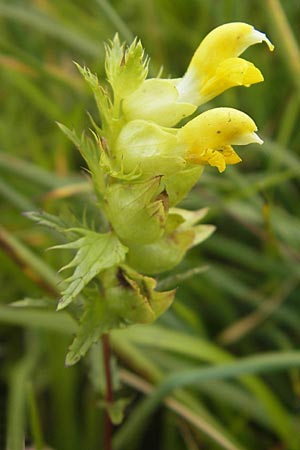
(126, 209), (215, 274)
(105, 177), (168, 245)
(162, 165), (203, 207)
(102, 266), (175, 323)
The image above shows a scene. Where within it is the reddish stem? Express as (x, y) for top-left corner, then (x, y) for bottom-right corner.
(102, 333), (113, 450)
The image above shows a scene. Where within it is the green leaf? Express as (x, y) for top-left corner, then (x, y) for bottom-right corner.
(105, 34), (148, 99)
(163, 165), (203, 207)
(66, 266), (175, 365)
(126, 206), (215, 274)
(65, 289), (112, 366)
(0, 305), (77, 334)
(105, 178), (167, 245)
(105, 266), (176, 323)
(100, 150), (142, 181)
(191, 224), (216, 247)
(74, 64), (112, 131)
(26, 209), (92, 242)
(25, 210), (73, 234)
(55, 230), (128, 310)
(56, 122), (81, 148)
(106, 397), (132, 425)
(57, 123), (106, 197)
(170, 207), (209, 227)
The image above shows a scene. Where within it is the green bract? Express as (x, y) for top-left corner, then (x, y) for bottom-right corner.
(114, 120), (185, 179)
(65, 265), (175, 366)
(104, 177), (168, 245)
(105, 34), (148, 100)
(126, 208), (215, 274)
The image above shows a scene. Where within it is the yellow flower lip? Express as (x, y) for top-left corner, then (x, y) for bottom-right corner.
(176, 22), (274, 105)
(178, 107), (263, 172)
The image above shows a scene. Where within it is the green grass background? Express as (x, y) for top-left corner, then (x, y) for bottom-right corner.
(1, 1), (300, 449)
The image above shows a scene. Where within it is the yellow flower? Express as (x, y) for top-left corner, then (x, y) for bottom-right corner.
(123, 22), (273, 127)
(112, 108), (262, 177)
(178, 107), (263, 172)
(176, 22), (274, 105)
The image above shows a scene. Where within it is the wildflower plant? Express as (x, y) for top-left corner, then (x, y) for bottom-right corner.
(30, 22), (273, 367)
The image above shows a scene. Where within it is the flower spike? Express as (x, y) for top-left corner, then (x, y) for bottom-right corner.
(55, 24), (274, 364)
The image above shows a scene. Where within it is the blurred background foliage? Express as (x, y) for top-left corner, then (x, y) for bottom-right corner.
(1, 0), (300, 449)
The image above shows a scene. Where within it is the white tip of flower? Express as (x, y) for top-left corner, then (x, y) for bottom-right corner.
(252, 29), (274, 51)
(231, 131), (263, 146)
(252, 133), (264, 145)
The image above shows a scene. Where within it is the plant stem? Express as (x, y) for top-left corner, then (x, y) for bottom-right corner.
(102, 333), (113, 450)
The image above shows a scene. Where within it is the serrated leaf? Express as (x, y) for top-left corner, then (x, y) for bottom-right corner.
(78, 132), (106, 197)
(56, 122), (81, 147)
(171, 207), (209, 227)
(100, 151), (142, 181)
(120, 267), (175, 322)
(56, 230), (128, 310)
(65, 290), (112, 366)
(25, 210), (73, 234)
(25, 210), (91, 244)
(105, 178), (167, 245)
(57, 123), (106, 197)
(74, 63), (112, 130)
(126, 214), (215, 275)
(191, 224), (216, 247)
(105, 34), (148, 99)
(66, 266), (175, 365)
(163, 165), (203, 207)
(106, 397), (132, 425)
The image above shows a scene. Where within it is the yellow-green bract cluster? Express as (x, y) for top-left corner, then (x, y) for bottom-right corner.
(77, 23), (273, 275)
